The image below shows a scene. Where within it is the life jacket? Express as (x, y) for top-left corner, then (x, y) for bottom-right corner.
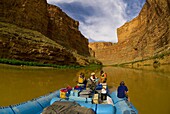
(78, 75), (84, 84)
(100, 73), (107, 83)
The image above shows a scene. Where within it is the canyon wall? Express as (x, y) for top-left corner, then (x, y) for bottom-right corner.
(0, 22), (78, 65)
(47, 5), (89, 56)
(0, 0), (101, 66)
(0, 0), (90, 57)
(0, 0), (48, 35)
(89, 0), (170, 65)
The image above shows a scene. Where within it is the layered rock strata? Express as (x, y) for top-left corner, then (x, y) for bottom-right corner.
(0, 0), (48, 35)
(0, 0), (101, 66)
(0, 22), (100, 66)
(0, 0), (90, 57)
(90, 0), (170, 65)
(47, 5), (89, 56)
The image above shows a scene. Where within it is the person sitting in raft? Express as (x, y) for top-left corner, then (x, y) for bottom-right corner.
(90, 72), (98, 83)
(100, 70), (107, 83)
(117, 81), (129, 100)
(77, 73), (87, 87)
(86, 72), (98, 90)
(101, 86), (107, 101)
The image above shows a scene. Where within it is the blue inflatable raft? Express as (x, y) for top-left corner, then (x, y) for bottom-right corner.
(0, 85), (138, 114)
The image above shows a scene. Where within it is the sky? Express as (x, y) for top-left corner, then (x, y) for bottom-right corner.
(47, 0), (146, 43)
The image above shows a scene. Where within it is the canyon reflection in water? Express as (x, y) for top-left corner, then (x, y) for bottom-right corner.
(0, 64), (169, 114)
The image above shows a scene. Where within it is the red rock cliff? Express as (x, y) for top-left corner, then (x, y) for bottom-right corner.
(47, 4), (90, 56)
(0, 0), (90, 57)
(90, 0), (170, 65)
(0, 0), (48, 35)
(0, 0), (101, 66)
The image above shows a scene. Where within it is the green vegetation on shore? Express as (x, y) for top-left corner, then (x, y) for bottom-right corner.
(84, 63), (102, 70)
(0, 58), (102, 69)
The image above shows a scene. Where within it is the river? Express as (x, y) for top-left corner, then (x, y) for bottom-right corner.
(0, 64), (170, 114)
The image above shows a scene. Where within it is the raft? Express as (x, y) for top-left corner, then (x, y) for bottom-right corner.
(0, 91), (60, 114)
(0, 85), (138, 114)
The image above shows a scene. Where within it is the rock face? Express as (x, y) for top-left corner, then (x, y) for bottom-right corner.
(0, 22), (77, 65)
(0, 0), (100, 66)
(0, 0), (90, 57)
(0, 0), (48, 35)
(0, 22), (101, 66)
(88, 42), (113, 57)
(90, 0), (170, 65)
(89, 42), (113, 51)
(47, 5), (89, 56)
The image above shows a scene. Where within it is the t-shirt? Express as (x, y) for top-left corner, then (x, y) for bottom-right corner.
(117, 85), (128, 98)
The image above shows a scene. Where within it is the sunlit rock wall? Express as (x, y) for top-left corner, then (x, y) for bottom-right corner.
(90, 0), (170, 65)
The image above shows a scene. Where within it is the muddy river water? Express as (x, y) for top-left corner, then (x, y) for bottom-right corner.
(0, 64), (169, 114)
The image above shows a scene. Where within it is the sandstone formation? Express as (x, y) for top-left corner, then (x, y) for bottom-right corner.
(88, 42), (114, 57)
(47, 4), (90, 56)
(0, 0), (90, 57)
(0, 22), (101, 66)
(0, 22), (77, 65)
(0, 0), (48, 35)
(89, 42), (113, 51)
(0, 0), (101, 66)
(90, 0), (170, 65)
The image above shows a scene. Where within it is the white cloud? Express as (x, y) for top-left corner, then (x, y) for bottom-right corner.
(47, 0), (127, 43)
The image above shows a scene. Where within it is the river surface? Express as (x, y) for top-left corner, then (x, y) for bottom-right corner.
(0, 64), (170, 114)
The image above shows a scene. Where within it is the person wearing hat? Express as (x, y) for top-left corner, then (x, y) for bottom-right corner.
(117, 81), (129, 100)
(86, 72), (98, 90)
(90, 72), (98, 82)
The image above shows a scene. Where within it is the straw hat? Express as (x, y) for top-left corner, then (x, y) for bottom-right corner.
(91, 72), (95, 76)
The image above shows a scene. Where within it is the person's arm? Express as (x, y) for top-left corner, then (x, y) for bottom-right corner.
(125, 86), (130, 101)
(125, 86), (128, 92)
(124, 86), (128, 96)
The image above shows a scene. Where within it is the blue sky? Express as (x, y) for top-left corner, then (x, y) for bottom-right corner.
(47, 0), (145, 43)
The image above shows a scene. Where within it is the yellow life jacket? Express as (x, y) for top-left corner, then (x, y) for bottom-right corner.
(78, 76), (84, 84)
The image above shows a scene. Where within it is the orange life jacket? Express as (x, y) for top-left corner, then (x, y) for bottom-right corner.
(100, 73), (107, 83)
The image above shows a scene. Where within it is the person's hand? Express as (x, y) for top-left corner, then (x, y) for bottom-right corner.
(95, 79), (99, 82)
